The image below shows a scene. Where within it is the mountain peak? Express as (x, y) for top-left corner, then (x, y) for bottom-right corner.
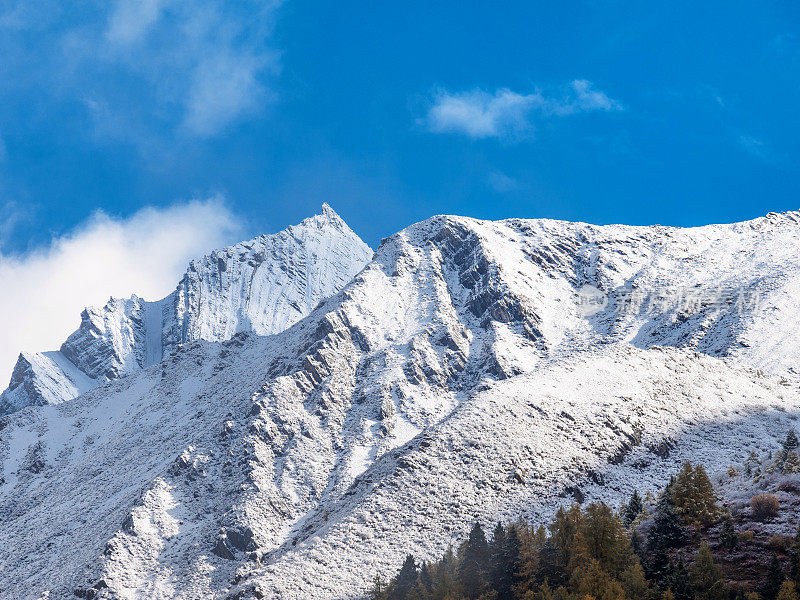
(0, 207), (373, 416)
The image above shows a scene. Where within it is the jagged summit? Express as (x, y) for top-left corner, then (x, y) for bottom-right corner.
(0, 209), (799, 599)
(0, 205), (373, 416)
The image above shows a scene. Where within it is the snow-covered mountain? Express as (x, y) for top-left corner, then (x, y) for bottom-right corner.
(1, 209), (799, 600)
(0, 204), (373, 416)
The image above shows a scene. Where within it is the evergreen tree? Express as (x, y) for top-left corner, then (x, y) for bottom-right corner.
(431, 547), (462, 600)
(646, 546), (671, 584)
(671, 462), (722, 527)
(763, 555), (786, 600)
(648, 488), (687, 553)
(783, 451), (800, 474)
(720, 517), (738, 550)
(459, 523), (490, 599)
(501, 526), (522, 600)
(784, 431), (799, 452)
(690, 543), (726, 600)
(568, 559), (625, 600)
(390, 555), (418, 600)
(744, 451), (761, 478)
(664, 558), (694, 600)
(623, 490), (644, 527)
(418, 563), (434, 598)
(489, 522), (507, 595)
(621, 561), (651, 600)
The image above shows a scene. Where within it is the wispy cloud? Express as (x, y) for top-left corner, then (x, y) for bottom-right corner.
(737, 134), (777, 163)
(486, 170), (518, 193)
(425, 80), (621, 139)
(0, 1), (283, 143)
(0, 198), (243, 386)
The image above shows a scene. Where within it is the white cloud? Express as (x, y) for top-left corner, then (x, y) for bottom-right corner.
(0, 1), (283, 143)
(183, 48), (275, 137)
(99, 0), (282, 138)
(0, 198), (243, 386)
(425, 80), (621, 139)
(426, 88), (541, 138)
(105, 0), (168, 45)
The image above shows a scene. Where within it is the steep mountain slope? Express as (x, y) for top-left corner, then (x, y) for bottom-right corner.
(0, 204), (372, 416)
(0, 210), (799, 600)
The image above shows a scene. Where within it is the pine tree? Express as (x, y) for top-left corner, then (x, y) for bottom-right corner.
(690, 543), (726, 600)
(431, 547), (461, 600)
(390, 555), (419, 600)
(623, 490), (644, 527)
(568, 559), (625, 600)
(664, 558), (694, 600)
(763, 554), (786, 600)
(671, 462), (722, 527)
(501, 526), (521, 600)
(418, 563), (434, 598)
(489, 523), (507, 596)
(720, 518), (738, 550)
(459, 523), (490, 599)
(648, 488), (687, 553)
(621, 561), (650, 600)
(784, 431), (799, 452)
(744, 451), (761, 478)
(783, 451), (800, 474)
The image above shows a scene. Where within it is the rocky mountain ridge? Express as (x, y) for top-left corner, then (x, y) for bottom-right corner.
(0, 208), (799, 600)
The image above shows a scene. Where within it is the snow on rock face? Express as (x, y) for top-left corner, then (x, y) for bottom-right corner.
(0, 209), (799, 599)
(0, 204), (373, 416)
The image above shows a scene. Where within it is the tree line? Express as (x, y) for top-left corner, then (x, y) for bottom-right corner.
(368, 432), (800, 600)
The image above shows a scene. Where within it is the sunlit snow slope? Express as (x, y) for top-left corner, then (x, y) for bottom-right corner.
(0, 209), (799, 600)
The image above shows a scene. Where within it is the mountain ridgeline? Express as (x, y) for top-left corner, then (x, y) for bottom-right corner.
(0, 207), (799, 600)
(0, 204), (373, 416)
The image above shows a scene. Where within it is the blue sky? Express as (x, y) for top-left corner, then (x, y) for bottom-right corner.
(0, 0), (798, 381)
(0, 0), (798, 253)
(0, 0), (800, 252)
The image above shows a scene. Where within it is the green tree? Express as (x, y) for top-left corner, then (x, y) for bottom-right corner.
(664, 558), (694, 600)
(720, 517), (738, 550)
(501, 526), (522, 600)
(784, 431), (799, 452)
(431, 547), (462, 600)
(690, 543), (726, 600)
(489, 522), (507, 595)
(459, 523), (490, 599)
(623, 490), (644, 527)
(671, 462), (722, 527)
(390, 555), (419, 600)
(648, 488), (687, 553)
(763, 555), (786, 600)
